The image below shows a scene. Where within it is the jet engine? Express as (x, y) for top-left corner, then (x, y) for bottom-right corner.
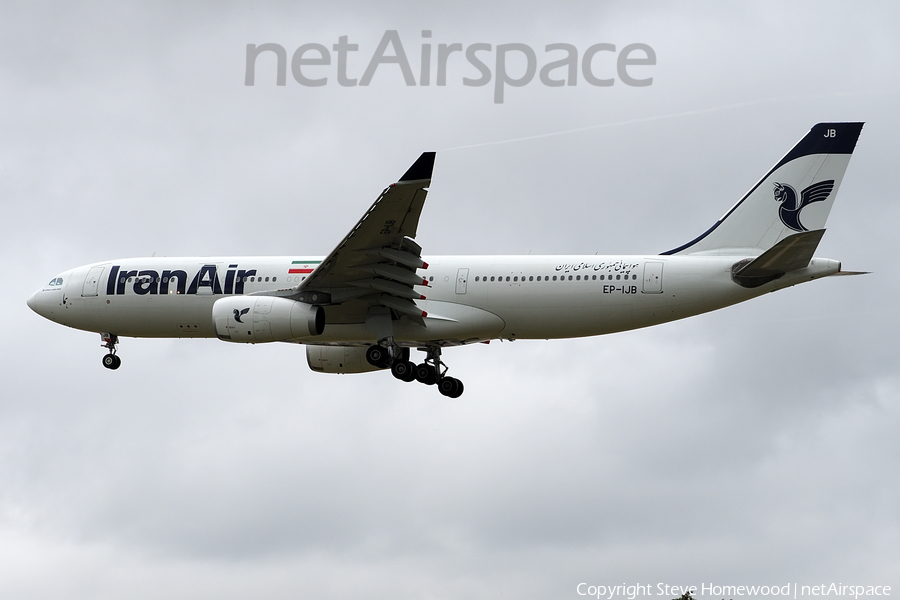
(213, 296), (324, 342)
(306, 345), (384, 374)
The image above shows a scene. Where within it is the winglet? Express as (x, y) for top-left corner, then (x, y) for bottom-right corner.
(399, 152), (435, 182)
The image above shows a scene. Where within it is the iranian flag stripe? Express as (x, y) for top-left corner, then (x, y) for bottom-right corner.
(288, 260), (320, 274)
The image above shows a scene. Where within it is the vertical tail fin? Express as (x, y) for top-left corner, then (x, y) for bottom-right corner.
(663, 122), (864, 256)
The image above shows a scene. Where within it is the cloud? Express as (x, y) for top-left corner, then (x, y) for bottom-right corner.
(3, 1), (899, 598)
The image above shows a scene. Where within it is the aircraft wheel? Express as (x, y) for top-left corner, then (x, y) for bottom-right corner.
(102, 354), (120, 370)
(366, 345), (390, 368)
(391, 360), (416, 382)
(415, 363), (437, 385)
(438, 377), (463, 398)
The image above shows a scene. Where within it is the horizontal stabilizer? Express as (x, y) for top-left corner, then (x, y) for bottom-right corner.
(731, 229), (825, 288)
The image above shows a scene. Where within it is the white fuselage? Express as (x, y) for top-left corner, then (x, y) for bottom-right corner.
(27, 254), (840, 346)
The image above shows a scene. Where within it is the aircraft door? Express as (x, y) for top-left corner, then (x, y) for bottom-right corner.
(455, 268), (469, 294)
(81, 266), (105, 297)
(642, 261), (664, 293)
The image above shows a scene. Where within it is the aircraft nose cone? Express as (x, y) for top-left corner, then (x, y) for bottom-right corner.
(27, 289), (54, 319)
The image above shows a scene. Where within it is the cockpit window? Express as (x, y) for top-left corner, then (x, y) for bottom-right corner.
(48, 277), (63, 286)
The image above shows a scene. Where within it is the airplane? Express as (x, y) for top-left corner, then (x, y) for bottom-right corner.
(27, 122), (864, 398)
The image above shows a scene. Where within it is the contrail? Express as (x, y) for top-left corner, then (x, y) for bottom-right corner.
(439, 90), (891, 152)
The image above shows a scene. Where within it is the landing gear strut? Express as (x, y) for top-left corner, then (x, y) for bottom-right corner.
(416, 346), (464, 398)
(367, 341), (416, 382)
(365, 342), (464, 396)
(101, 333), (121, 370)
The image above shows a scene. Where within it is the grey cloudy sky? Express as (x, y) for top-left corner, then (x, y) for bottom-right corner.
(2, 1), (898, 598)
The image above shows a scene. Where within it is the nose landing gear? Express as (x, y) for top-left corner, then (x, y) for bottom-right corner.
(101, 333), (121, 370)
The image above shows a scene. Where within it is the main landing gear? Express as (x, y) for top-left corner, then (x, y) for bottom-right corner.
(100, 332), (121, 370)
(366, 344), (464, 398)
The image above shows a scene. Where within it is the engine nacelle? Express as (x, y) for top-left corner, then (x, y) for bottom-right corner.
(213, 296), (324, 343)
(306, 345), (384, 374)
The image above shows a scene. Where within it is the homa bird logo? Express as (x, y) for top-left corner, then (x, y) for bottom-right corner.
(233, 308), (250, 323)
(774, 179), (835, 232)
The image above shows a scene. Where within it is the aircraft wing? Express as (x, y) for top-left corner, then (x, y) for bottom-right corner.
(292, 152), (435, 323)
